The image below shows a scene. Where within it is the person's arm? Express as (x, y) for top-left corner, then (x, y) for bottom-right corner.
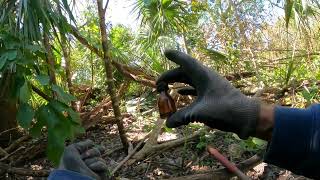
(255, 104), (275, 141)
(262, 104), (320, 179)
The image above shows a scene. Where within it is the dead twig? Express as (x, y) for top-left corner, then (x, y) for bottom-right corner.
(0, 147), (8, 157)
(0, 128), (19, 137)
(129, 119), (202, 165)
(0, 162), (50, 177)
(5, 135), (31, 152)
(12, 139), (46, 166)
(1, 146), (25, 162)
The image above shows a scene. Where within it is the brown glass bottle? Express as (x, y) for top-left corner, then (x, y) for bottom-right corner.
(157, 82), (176, 119)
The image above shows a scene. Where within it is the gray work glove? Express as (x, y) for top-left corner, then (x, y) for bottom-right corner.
(59, 139), (109, 180)
(156, 50), (260, 139)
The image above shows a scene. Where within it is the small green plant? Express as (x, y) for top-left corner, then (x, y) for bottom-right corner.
(196, 133), (208, 151)
(300, 85), (319, 106)
(240, 137), (267, 152)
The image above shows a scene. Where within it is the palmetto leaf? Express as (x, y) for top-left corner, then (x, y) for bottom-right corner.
(285, 0), (294, 28)
(132, 0), (188, 44)
(0, 0), (75, 42)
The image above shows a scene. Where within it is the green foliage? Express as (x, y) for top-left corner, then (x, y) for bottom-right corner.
(52, 85), (77, 104)
(0, 0), (82, 165)
(110, 25), (135, 62)
(240, 137), (267, 152)
(133, 0), (189, 44)
(300, 84), (320, 105)
(285, 0), (295, 28)
(19, 80), (31, 103)
(196, 134), (208, 151)
(17, 103), (34, 129)
(31, 100), (84, 165)
(36, 75), (50, 86)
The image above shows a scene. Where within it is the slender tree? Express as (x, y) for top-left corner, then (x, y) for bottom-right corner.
(96, 0), (129, 150)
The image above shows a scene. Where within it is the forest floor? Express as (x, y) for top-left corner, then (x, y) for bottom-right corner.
(5, 95), (312, 180)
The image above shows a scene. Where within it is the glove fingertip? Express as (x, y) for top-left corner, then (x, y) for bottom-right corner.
(89, 161), (108, 172)
(75, 139), (94, 153)
(164, 49), (178, 57)
(165, 113), (188, 128)
(177, 87), (197, 96)
(165, 119), (177, 128)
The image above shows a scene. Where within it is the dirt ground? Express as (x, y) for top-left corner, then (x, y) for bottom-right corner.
(3, 115), (310, 180)
(1, 96), (312, 180)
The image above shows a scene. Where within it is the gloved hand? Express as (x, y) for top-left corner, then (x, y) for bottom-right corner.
(156, 50), (260, 139)
(59, 139), (109, 180)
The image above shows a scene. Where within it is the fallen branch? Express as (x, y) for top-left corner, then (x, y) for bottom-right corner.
(112, 61), (156, 88)
(12, 139), (46, 166)
(79, 87), (93, 112)
(5, 135), (31, 152)
(168, 154), (262, 180)
(0, 146), (25, 162)
(84, 113), (132, 130)
(81, 82), (130, 128)
(0, 162), (50, 177)
(111, 133), (150, 175)
(70, 25), (156, 88)
(0, 148), (8, 157)
(0, 128), (19, 137)
(128, 118), (202, 164)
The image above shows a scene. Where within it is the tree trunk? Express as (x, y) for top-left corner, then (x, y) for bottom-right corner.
(57, 6), (74, 94)
(182, 32), (190, 54)
(43, 33), (57, 86)
(0, 72), (19, 145)
(57, 6), (76, 109)
(96, 0), (128, 150)
(61, 42), (75, 108)
(90, 51), (94, 87)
